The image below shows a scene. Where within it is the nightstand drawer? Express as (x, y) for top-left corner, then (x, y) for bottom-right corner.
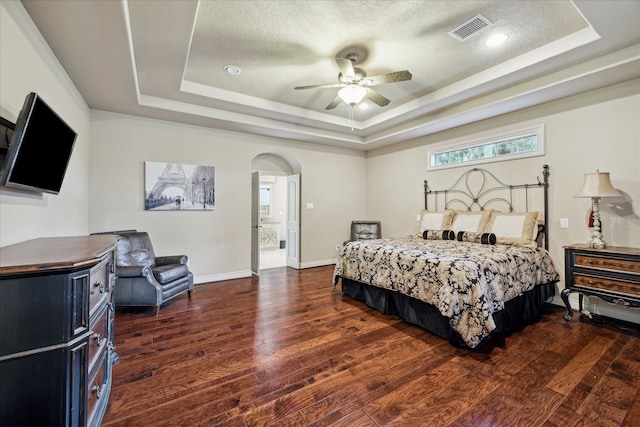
(574, 274), (640, 297)
(575, 254), (640, 274)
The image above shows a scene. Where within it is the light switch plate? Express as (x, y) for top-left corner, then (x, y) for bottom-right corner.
(560, 218), (569, 229)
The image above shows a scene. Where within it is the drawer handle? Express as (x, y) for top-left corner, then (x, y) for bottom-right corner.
(93, 333), (104, 347)
(586, 259), (594, 264)
(94, 281), (105, 293)
(588, 280), (595, 285)
(92, 384), (105, 399)
(613, 298), (631, 307)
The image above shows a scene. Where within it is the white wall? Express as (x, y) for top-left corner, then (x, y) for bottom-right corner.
(89, 111), (367, 281)
(367, 79), (640, 322)
(0, 1), (91, 247)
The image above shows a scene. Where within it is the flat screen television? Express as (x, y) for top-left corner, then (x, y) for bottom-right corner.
(0, 92), (77, 194)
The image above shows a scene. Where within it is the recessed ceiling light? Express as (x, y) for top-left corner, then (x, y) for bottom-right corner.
(485, 33), (509, 47)
(223, 65), (241, 75)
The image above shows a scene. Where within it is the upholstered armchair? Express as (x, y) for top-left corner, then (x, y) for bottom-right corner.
(343, 220), (382, 246)
(93, 230), (194, 315)
(350, 220), (382, 241)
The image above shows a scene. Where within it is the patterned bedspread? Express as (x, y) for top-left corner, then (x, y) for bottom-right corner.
(333, 236), (559, 347)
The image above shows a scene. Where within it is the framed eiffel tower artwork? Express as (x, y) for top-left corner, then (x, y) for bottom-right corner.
(144, 161), (215, 211)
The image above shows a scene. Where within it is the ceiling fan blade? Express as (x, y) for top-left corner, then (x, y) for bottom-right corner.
(336, 57), (355, 81)
(325, 95), (342, 110)
(366, 89), (390, 107)
(363, 70), (412, 86)
(294, 83), (343, 90)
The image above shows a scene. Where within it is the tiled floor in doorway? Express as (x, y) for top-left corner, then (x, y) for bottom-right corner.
(260, 248), (286, 269)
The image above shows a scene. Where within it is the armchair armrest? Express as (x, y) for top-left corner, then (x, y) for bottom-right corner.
(155, 255), (188, 266)
(117, 265), (150, 278)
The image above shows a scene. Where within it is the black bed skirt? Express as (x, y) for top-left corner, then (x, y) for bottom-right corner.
(339, 277), (556, 348)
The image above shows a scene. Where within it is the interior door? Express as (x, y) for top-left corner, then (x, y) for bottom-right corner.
(251, 171), (260, 275)
(286, 174), (300, 268)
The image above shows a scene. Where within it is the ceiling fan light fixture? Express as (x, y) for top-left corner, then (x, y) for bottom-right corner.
(338, 84), (367, 105)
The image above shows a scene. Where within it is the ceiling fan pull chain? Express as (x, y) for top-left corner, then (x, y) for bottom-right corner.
(349, 105), (355, 131)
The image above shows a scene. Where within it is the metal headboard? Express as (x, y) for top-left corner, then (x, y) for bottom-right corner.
(424, 165), (550, 249)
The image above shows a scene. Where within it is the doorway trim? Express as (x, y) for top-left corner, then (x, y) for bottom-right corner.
(251, 152), (301, 275)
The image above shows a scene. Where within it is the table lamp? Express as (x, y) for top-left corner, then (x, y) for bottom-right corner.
(574, 170), (621, 248)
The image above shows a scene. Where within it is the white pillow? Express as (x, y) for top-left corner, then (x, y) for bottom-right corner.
(486, 211), (539, 247)
(418, 209), (454, 235)
(451, 210), (492, 233)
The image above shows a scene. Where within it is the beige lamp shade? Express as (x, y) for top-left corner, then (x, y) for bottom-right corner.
(575, 171), (621, 198)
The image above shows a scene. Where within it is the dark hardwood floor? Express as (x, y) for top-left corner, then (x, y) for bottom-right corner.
(102, 266), (640, 427)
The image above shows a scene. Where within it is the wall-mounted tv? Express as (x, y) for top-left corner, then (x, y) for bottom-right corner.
(0, 92), (77, 195)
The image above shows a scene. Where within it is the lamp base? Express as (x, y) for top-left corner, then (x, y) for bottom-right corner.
(587, 237), (606, 249)
(587, 230), (607, 249)
(587, 197), (606, 249)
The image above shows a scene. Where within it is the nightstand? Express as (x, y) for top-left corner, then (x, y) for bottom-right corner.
(561, 244), (640, 322)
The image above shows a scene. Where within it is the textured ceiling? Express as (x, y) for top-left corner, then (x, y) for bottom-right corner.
(18, 0), (640, 150)
(184, 0), (587, 114)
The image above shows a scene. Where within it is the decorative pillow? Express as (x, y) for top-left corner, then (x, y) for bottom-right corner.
(423, 229), (455, 241)
(450, 210), (492, 233)
(418, 209), (454, 236)
(456, 231), (497, 245)
(485, 211), (539, 247)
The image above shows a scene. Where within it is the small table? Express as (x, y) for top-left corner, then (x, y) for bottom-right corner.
(561, 244), (640, 322)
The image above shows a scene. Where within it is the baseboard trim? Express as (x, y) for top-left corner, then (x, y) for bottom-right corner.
(194, 270), (252, 284)
(300, 259), (337, 269)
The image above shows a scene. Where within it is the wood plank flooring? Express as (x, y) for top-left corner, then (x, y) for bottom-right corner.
(102, 266), (640, 427)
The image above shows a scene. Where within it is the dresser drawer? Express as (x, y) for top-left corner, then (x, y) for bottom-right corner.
(87, 350), (109, 426)
(575, 254), (640, 274)
(88, 307), (109, 372)
(574, 274), (640, 298)
(89, 258), (110, 315)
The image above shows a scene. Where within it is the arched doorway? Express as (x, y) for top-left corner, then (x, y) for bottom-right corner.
(251, 152), (301, 275)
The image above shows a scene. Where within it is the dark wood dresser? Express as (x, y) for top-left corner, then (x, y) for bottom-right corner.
(0, 236), (118, 426)
(561, 244), (640, 322)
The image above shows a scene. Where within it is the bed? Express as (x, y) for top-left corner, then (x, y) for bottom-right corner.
(333, 165), (560, 348)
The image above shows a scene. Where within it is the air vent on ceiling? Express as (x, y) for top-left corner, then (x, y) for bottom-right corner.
(449, 15), (493, 41)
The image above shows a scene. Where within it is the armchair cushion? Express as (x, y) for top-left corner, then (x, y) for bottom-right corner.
(116, 232), (156, 267)
(117, 265), (148, 278)
(152, 264), (190, 284)
(156, 255), (188, 266)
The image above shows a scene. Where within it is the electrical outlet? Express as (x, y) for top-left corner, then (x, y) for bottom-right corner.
(560, 218), (569, 229)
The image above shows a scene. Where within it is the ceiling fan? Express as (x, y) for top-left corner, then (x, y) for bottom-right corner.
(294, 52), (412, 110)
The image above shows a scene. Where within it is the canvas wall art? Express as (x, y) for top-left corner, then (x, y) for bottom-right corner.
(145, 161), (215, 211)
